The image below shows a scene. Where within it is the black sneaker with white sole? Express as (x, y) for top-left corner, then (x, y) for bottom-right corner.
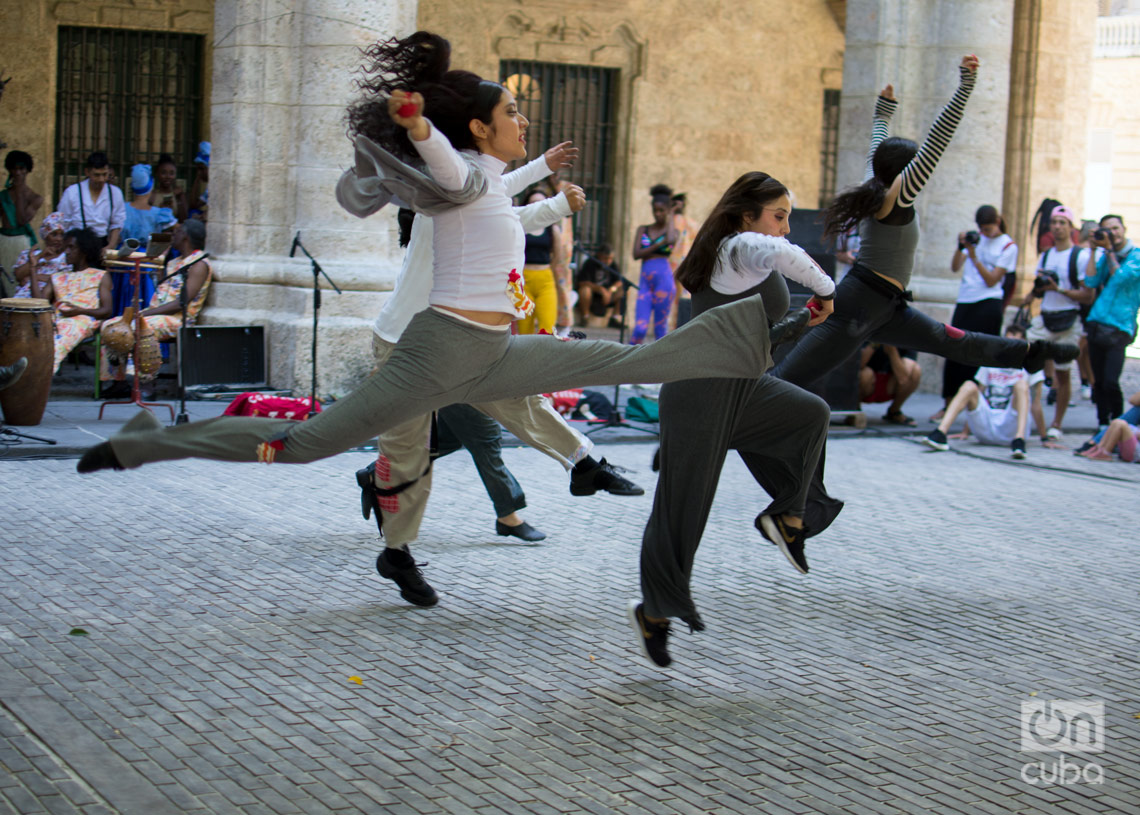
(627, 601), (672, 668)
(376, 545), (438, 607)
(756, 514), (810, 574)
(1010, 437), (1027, 459)
(924, 428), (949, 451)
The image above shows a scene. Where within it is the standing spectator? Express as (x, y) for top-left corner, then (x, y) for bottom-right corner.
(188, 142), (210, 220)
(833, 224), (860, 283)
(1022, 205), (1094, 442)
(630, 186), (678, 344)
(1083, 214), (1139, 431)
(120, 165), (177, 249)
(934, 205), (1017, 420)
(0, 150), (44, 297)
(149, 154), (188, 222)
(669, 192), (700, 328)
(58, 151), (126, 250)
(515, 189), (564, 335)
(11, 211), (67, 300)
(51, 228), (112, 373)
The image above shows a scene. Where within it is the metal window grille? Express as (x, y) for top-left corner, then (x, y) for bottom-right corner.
(818, 88), (841, 208)
(499, 61), (618, 250)
(54, 26), (205, 208)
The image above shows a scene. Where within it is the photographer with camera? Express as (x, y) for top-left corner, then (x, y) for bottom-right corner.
(1083, 214), (1139, 430)
(1022, 205), (1097, 444)
(935, 205), (1017, 420)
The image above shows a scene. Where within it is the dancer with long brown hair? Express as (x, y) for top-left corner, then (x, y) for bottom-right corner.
(628, 171), (841, 669)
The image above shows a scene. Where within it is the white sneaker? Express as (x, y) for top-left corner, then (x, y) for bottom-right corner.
(1081, 385), (1093, 400)
(1046, 427), (1063, 440)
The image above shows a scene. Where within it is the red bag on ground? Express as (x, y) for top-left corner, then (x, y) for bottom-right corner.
(223, 392), (321, 420)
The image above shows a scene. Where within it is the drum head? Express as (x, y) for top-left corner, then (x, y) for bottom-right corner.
(0, 297), (52, 311)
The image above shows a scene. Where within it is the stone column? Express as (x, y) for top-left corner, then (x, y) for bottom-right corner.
(206, 0), (417, 394)
(1004, 0), (1097, 282)
(837, 0), (1016, 391)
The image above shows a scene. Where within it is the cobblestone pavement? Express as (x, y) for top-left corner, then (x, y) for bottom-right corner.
(2, 435), (1138, 814)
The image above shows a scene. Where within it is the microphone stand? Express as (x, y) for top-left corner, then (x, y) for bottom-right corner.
(155, 252), (198, 424)
(573, 242), (657, 438)
(291, 232), (342, 417)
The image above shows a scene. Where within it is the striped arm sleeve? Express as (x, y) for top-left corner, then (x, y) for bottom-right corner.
(865, 96), (898, 181)
(897, 67), (976, 207)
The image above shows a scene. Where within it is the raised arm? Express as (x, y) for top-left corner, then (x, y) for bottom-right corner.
(390, 91), (470, 191)
(504, 141), (577, 197)
(719, 233), (836, 297)
(896, 56), (978, 208)
(866, 87), (898, 182)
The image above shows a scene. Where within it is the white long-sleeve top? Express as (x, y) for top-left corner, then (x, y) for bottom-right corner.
(710, 232), (837, 298)
(409, 121), (541, 315)
(373, 153), (569, 343)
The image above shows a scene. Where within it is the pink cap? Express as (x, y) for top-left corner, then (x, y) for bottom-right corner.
(1050, 205), (1077, 226)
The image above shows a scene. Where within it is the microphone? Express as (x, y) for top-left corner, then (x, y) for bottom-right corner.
(289, 231), (300, 258)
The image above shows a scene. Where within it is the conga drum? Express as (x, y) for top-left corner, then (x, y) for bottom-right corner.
(0, 298), (55, 425)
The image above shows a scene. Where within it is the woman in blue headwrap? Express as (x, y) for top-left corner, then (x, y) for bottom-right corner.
(111, 164), (176, 315)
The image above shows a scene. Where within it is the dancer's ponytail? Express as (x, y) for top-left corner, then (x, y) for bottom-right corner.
(346, 31), (503, 163)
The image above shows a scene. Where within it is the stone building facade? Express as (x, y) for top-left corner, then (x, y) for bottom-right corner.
(0, 0), (1116, 395)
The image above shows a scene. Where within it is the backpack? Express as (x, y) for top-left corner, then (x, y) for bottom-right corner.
(624, 395), (659, 423)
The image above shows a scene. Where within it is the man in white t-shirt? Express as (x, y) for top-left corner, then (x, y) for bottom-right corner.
(58, 151), (126, 248)
(1023, 205), (1098, 442)
(925, 324), (1041, 459)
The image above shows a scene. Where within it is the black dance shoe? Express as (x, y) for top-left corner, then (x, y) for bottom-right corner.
(1023, 340), (1079, 374)
(570, 458), (644, 496)
(768, 307), (811, 347)
(495, 520), (547, 542)
(76, 442), (124, 474)
(376, 545), (438, 607)
(0, 357), (28, 392)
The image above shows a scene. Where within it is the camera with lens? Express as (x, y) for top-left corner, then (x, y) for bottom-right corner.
(1032, 269), (1059, 296)
(1094, 227), (1110, 242)
(963, 230), (981, 246)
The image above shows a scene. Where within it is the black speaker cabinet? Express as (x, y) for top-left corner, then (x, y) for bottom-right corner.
(179, 325), (267, 388)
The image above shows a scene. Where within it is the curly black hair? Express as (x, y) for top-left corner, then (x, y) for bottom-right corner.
(345, 31), (503, 164)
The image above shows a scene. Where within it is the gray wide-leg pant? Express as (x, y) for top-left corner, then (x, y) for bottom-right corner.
(640, 375), (833, 622)
(110, 298), (772, 468)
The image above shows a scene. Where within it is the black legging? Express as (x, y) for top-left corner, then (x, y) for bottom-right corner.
(942, 298), (1004, 399)
(773, 265), (1029, 389)
(1087, 321), (1132, 426)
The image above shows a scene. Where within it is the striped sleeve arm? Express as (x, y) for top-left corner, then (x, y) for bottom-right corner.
(865, 96), (898, 182)
(897, 67), (975, 207)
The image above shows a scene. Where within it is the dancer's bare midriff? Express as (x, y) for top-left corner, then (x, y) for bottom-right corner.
(437, 305), (514, 326)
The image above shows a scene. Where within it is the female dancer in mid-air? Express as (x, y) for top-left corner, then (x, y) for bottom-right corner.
(627, 172), (841, 669)
(78, 34), (796, 498)
(773, 55), (1077, 389)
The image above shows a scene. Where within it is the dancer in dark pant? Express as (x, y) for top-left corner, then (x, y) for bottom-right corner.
(628, 172), (841, 669)
(774, 55), (1076, 393)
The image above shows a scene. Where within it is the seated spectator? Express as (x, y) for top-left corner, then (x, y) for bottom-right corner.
(188, 142), (210, 221)
(148, 154), (188, 222)
(51, 228), (112, 373)
(101, 220), (211, 390)
(1078, 417), (1140, 462)
(11, 212), (67, 300)
(924, 324), (1040, 459)
(0, 150), (44, 297)
(58, 151), (126, 250)
(575, 242), (625, 326)
(1075, 390), (1140, 455)
(858, 343), (922, 426)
